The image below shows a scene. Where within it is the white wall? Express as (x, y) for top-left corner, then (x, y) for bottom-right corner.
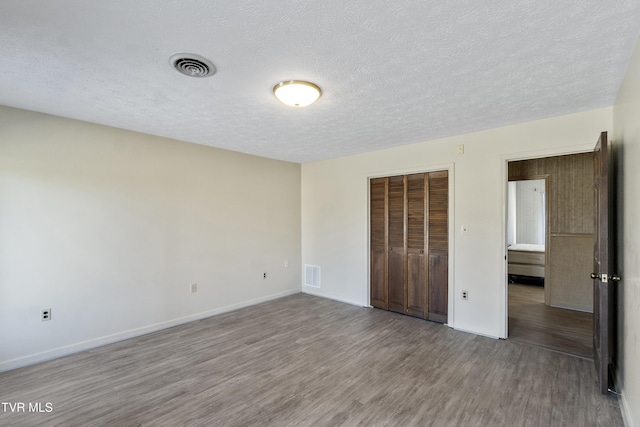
(515, 180), (546, 245)
(301, 107), (612, 338)
(613, 35), (640, 427)
(507, 182), (516, 246)
(0, 106), (301, 371)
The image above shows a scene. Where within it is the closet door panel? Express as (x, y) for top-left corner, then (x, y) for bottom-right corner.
(387, 175), (406, 313)
(427, 171), (449, 323)
(407, 174), (426, 249)
(371, 252), (387, 309)
(406, 173), (427, 318)
(428, 171), (448, 253)
(388, 251), (405, 313)
(428, 254), (448, 323)
(407, 253), (425, 317)
(370, 178), (387, 309)
(388, 176), (405, 247)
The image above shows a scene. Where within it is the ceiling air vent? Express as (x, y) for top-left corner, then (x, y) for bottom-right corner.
(170, 53), (216, 78)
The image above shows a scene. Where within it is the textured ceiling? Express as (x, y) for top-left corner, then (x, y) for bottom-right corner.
(1, 1), (639, 163)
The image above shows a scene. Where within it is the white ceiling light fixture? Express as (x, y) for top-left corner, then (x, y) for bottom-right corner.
(273, 80), (322, 107)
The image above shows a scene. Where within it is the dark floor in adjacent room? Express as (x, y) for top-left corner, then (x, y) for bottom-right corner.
(1, 293), (619, 426)
(508, 283), (593, 359)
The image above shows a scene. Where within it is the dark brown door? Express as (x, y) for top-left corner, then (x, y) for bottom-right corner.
(406, 173), (427, 318)
(388, 175), (406, 314)
(428, 171), (449, 323)
(592, 131), (619, 394)
(370, 178), (388, 309)
(369, 171), (448, 323)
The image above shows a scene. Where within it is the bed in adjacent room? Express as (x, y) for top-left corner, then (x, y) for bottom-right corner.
(508, 243), (545, 279)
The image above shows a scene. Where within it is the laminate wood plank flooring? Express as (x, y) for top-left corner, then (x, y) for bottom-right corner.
(508, 283), (593, 359)
(1, 293), (620, 426)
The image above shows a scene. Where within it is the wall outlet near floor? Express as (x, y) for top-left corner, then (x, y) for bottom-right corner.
(190, 283), (198, 293)
(263, 272), (267, 279)
(42, 308), (52, 321)
(462, 291), (469, 300)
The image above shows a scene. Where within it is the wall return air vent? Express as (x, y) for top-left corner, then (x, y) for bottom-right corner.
(304, 264), (321, 288)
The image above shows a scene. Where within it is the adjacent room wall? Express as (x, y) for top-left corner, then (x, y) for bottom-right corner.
(0, 106), (301, 371)
(613, 35), (640, 427)
(508, 153), (594, 235)
(301, 107), (612, 338)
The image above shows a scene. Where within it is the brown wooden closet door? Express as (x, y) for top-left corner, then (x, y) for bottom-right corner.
(406, 173), (427, 318)
(387, 175), (406, 314)
(370, 178), (387, 309)
(370, 171), (448, 323)
(427, 171), (448, 323)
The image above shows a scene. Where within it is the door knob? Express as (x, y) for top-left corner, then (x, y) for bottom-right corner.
(611, 275), (621, 281)
(590, 273), (600, 279)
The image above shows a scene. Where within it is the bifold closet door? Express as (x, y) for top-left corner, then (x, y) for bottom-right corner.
(370, 178), (387, 309)
(427, 171), (448, 323)
(369, 171), (448, 323)
(387, 175), (406, 314)
(406, 173), (427, 318)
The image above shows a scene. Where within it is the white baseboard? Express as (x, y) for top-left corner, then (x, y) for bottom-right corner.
(550, 304), (593, 314)
(301, 288), (367, 307)
(0, 289), (300, 373)
(619, 389), (634, 427)
(453, 326), (501, 340)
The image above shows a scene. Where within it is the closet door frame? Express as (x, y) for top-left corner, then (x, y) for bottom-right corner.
(367, 163), (455, 326)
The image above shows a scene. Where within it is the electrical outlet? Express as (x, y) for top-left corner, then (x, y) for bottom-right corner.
(462, 291), (469, 300)
(190, 283), (198, 293)
(42, 308), (51, 321)
(263, 272), (267, 279)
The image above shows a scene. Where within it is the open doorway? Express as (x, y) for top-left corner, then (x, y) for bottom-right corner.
(507, 154), (594, 359)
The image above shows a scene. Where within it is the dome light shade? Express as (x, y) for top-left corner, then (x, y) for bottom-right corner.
(273, 80), (321, 107)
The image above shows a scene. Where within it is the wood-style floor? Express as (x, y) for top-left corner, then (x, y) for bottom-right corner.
(508, 283), (593, 359)
(1, 294), (621, 426)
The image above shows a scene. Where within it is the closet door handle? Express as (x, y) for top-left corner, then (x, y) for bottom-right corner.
(590, 273), (600, 279)
(420, 250), (424, 254)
